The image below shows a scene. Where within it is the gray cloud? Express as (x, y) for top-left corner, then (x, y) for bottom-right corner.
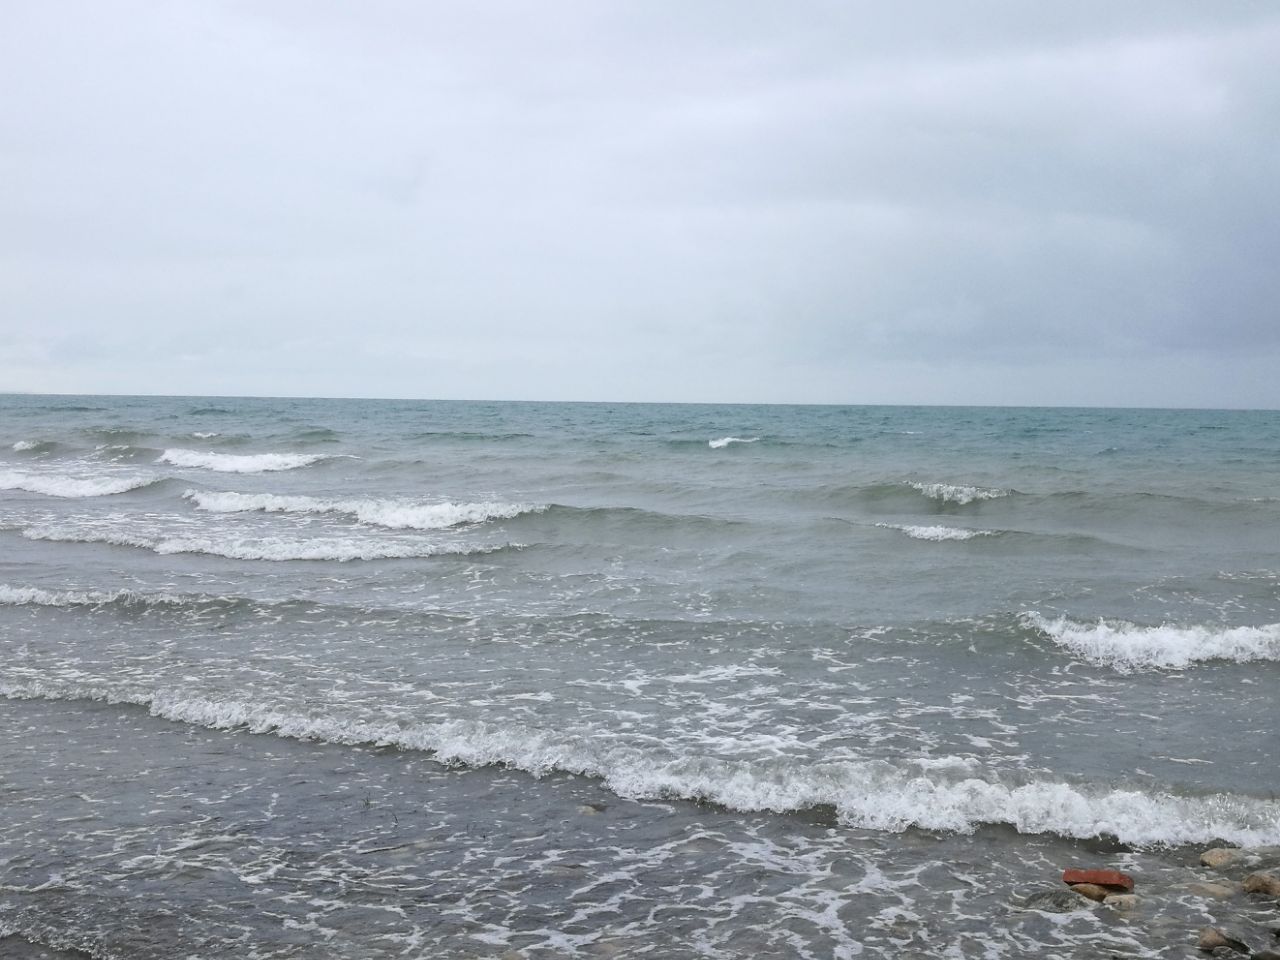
(2, 1), (1278, 406)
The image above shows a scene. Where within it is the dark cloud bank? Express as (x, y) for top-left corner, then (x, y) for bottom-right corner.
(2, 2), (1278, 407)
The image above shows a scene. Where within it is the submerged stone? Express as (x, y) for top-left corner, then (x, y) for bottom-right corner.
(1244, 872), (1280, 897)
(1197, 927), (1251, 955)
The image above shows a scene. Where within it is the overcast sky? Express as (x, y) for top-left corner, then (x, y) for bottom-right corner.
(2, 2), (1278, 407)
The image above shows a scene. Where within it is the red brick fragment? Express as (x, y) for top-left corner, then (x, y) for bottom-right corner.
(1062, 869), (1134, 892)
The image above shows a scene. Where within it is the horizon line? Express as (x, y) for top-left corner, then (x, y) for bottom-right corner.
(1, 390), (1276, 414)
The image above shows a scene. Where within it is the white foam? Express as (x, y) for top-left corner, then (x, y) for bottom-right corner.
(0, 469), (157, 498)
(157, 449), (332, 473)
(709, 437), (760, 449)
(183, 490), (543, 530)
(876, 523), (994, 541)
(908, 482), (1009, 505)
(2, 680), (1276, 848)
(11, 440), (39, 451)
(1024, 613), (1280, 672)
(21, 524), (515, 562)
(191, 431), (220, 439)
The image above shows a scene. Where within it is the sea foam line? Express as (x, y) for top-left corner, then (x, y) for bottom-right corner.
(0, 469), (159, 498)
(1, 680), (1276, 848)
(1023, 613), (1280, 671)
(876, 523), (996, 542)
(907, 482), (1009, 505)
(20, 525), (518, 562)
(156, 449), (338, 473)
(709, 437), (760, 449)
(183, 490), (544, 530)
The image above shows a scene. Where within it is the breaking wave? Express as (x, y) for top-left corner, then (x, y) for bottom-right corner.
(0, 584), (189, 608)
(184, 489), (545, 530)
(709, 437), (760, 449)
(20, 526), (520, 562)
(2, 681), (1277, 848)
(0, 469), (160, 498)
(876, 523), (996, 542)
(1023, 613), (1280, 671)
(157, 449), (338, 473)
(907, 482), (1010, 505)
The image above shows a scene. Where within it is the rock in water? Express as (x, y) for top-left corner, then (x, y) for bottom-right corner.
(1062, 868), (1135, 892)
(1189, 881), (1239, 899)
(1197, 927), (1251, 954)
(1070, 883), (1111, 902)
(1202, 848), (1244, 870)
(1244, 872), (1280, 897)
(1103, 894), (1139, 911)
(1022, 888), (1091, 913)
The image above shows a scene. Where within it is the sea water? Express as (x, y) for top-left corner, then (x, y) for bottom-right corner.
(1, 395), (1277, 958)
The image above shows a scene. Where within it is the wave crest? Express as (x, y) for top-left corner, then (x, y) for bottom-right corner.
(21, 525), (520, 562)
(1024, 613), (1280, 671)
(876, 523), (996, 542)
(183, 490), (544, 530)
(907, 482), (1009, 505)
(0, 469), (159, 498)
(157, 449), (335, 473)
(2, 681), (1277, 848)
(709, 437), (760, 449)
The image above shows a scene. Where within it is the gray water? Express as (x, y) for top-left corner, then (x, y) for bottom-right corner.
(1, 395), (1278, 958)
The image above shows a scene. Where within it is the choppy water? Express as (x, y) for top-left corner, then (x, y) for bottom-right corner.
(2, 395), (1278, 958)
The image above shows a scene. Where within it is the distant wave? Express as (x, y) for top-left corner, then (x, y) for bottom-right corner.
(1023, 613), (1280, 671)
(21, 525), (519, 562)
(184, 490), (544, 530)
(0, 469), (160, 498)
(876, 523), (996, 542)
(709, 436), (760, 449)
(907, 482), (1010, 505)
(2, 682), (1277, 848)
(191, 431), (219, 439)
(157, 449), (338, 473)
(11, 440), (42, 452)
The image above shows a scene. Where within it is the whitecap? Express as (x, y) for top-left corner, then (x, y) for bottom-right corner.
(183, 489), (544, 530)
(1023, 613), (1280, 671)
(907, 481), (1009, 505)
(0, 469), (158, 498)
(709, 437), (760, 449)
(0, 584), (186, 607)
(156, 449), (333, 473)
(20, 525), (518, 562)
(876, 523), (995, 541)
(11, 440), (40, 451)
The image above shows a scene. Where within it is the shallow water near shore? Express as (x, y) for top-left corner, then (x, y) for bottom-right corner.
(1, 395), (1278, 957)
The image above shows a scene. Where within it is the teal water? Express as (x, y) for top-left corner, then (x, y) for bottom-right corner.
(1, 395), (1278, 958)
